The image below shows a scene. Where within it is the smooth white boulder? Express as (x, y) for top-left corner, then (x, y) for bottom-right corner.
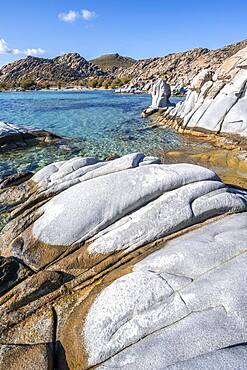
(85, 213), (247, 368)
(151, 79), (173, 109)
(32, 163), (219, 246)
(88, 181), (247, 254)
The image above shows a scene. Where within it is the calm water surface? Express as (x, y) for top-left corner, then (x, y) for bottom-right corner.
(0, 90), (209, 177)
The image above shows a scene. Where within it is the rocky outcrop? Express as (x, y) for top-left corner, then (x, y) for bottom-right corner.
(0, 153), (247, 368)
(150, 79), (173, 108)
(166, 47), (247, 137)
(0, 53), (106, 84)
(0, 121), (61, 152)
(117, 38), (247, 90)
(142, 79), (174, 117)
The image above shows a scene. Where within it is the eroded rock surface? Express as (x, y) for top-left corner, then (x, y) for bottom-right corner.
(0, 153), (246, 369)
(167, 47), (247, 137)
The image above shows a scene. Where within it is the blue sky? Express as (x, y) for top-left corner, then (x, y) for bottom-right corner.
(0, 0), (247, 66)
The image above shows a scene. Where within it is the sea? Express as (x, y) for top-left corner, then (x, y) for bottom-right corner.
(0, 89), (208, 178)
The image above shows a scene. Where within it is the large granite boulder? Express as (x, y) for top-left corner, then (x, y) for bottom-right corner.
(0, 153), (247, 369)
(142, 79), (174, 117)
(151, 79), (173, 108)
(168, 47), (247, 136)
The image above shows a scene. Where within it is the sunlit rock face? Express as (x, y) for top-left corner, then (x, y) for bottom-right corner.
(169, 47), (247, 136)
(151, 79), (173, 109)
(0, 153), (247, 369)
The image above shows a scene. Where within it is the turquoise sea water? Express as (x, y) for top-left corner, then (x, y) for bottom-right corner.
(0, 90), (206, 178)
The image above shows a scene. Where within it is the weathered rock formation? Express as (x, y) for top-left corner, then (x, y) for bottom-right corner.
(0, 53), (106, 84)
(117, 38), (247, 88)
(0, 121), (60, 152)
(142, 79), (174, 117)
(166, 47), (247, 137)
(150, 79), (173, 108)
(0, 153), (247, 368)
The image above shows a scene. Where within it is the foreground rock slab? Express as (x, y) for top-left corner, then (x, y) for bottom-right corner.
(0, 153), (247, 369)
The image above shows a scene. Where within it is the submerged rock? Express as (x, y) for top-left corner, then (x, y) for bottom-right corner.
(0, 153), (247, 369)
(0, 121), (61, 152)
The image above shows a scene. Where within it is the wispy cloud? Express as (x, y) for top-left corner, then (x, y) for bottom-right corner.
(58, 9), (96, 23)
(0, 38), (46, 56)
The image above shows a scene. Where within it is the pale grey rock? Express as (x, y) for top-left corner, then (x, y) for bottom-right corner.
(151, 79), (173, 109)
(190, 69), (213, 92)
(98, 345), (247, 369)
(139, 156), (161, 165)
(97, 307), (246, 369)
(88, 182), (247, 255)
(165, 345), (247, 370)
(169, 47), (247, 136)
(135, 212), (247, 280)
(1, 153), (247, 369)
(85, 212), (247, 368)
(32, 163), (218, 246)
(33, 153), (144, 189)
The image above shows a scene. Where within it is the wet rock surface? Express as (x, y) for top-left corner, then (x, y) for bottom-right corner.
(0, 121), (61, 152)
(0, 153), (247, 369)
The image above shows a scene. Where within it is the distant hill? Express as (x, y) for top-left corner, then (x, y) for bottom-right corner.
(117, 39), (247, 86)
(0, 53), (106, 84)
(90, 53), (136, 73)
(1, 39), (247, 86)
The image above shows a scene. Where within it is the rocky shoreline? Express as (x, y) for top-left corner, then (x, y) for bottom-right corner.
(140, 46), (247, 188)
(1, 42), (247, 369)
(0, 153), (247, 368)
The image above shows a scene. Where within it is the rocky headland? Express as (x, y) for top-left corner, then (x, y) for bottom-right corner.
(0, 53), (106, 84)
(0, 153), (247, 369)
(117, 38), (247, 93)
(1, 38), (247, 90)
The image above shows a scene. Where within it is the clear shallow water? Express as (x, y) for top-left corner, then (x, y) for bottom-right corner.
(0, 90), (208, 178)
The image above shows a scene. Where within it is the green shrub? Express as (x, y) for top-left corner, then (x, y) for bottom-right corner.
(19, 79), (36, 90)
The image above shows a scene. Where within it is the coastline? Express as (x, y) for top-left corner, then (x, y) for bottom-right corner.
(148, 111), (247, 188)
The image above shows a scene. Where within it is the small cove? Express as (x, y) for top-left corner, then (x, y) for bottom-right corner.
(0, 89), (246, 187)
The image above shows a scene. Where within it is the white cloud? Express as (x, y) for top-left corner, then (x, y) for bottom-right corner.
(81, 9), (96, 21)
(24, 48), (46, 56)
(58, 10), (79, 23)
(0, 38), (12, 54)
(0, 38), (46, 56)
(58, 9), (96, 23)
